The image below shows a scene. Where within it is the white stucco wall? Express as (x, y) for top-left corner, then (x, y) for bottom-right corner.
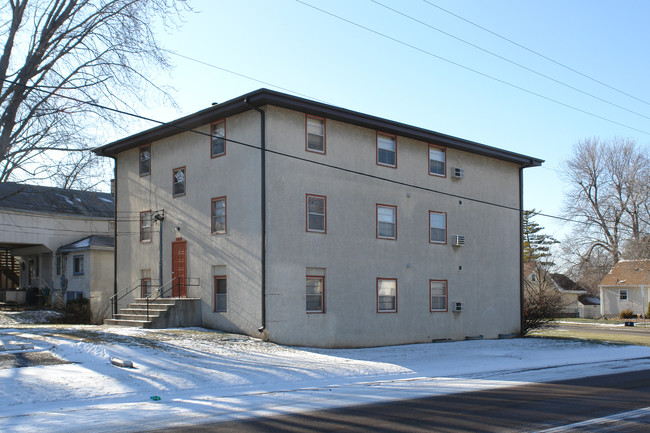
(263, 107), (522, 347)
(115, 110), (264, 336)
(113, 104), (526, 347)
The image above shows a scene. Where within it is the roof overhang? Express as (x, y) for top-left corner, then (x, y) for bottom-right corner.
(94, 89), (543, 167)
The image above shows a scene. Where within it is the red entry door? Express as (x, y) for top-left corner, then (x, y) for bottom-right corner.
(171, 240), (187, 297)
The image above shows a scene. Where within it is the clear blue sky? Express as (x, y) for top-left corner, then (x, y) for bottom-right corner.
(134, 0), (650, 241)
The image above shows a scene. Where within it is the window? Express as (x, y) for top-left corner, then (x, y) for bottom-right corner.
(140, 210), (152, 242)
(211, 197), (227, 234)
(139, 144), (151, 176)
(65, 291), (83, 302)
(172, 167), (186, 197)
(73, 255), (84, 276)
(377, 133), (396, 167)
(429, 211), (446, 244)
(306, 115), (326, 153)
(306, 194), (326, 233)
(430, 280), (448, 312)
(619, 289), (628, 300)
(429, 145), (446, 176)
(211, 120), (226, 157)
(377, 278), (397, 312)
(56, 255), (62, 276)
(377, 204), (397, 239)
(214, 276), (227, 312)
(306, 276), (325, 313)
(141, 277), (152, 298)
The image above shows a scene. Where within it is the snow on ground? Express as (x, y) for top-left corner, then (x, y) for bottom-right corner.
(1, 319), (649, 433)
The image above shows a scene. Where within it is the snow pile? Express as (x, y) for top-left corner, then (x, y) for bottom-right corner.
(0, 325), (649, 432)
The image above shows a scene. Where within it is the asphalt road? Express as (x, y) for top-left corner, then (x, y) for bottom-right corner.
(550, 322), (650, 337)
(147, 369), (650, 432)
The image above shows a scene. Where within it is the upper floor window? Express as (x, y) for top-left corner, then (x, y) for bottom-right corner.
(377, 204), (397, 239)
(429, 211), (446, 244)
(214, 276), (227, 312)
(211, 197), (227, 234)
(173, 167), (186, 197)
(430, 280), (448, 312)
(306, 194), (326, 233)
(140, 210), (152, 242)
(211, 120), (226, 158)
(306, 115), (326, 154)
(377, 278), (397, 312)
(429, 145), (446, 177)
(306, 275), (325, 313)
(139, 144), (151, 176)
(73, 255), (84, 276)
(377, 133), (396, 167)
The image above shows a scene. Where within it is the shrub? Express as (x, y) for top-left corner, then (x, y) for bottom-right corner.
(619, 309), (635, 319)
(51, 297), (91, 324)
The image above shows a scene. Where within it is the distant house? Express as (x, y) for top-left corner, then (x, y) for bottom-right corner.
(0, 182), (114, 320)
(599, 260), (650, 318)
(95, 88), (542, 348)
(523, 262), (590, 318)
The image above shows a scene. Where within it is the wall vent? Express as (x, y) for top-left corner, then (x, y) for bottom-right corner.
(453, 302), (464, 312)
(452, 167), (464, 178)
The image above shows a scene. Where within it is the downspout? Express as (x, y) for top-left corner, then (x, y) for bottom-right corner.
(245, 98), (266, 333)
(519, 161), (533, 336)
(109, 155), (118, 315)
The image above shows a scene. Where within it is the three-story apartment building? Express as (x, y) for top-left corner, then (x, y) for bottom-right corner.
(96, 89), (542, 347)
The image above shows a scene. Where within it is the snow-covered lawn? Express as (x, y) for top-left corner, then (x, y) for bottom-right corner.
(1, 319), (649, 432)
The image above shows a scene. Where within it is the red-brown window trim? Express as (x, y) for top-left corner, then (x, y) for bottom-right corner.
(306, 194), (327, 233)
(376, 203), (397, 240)
(377, 278), (398, 313)
(141, 277), (152, 298)
(172, 166), (186, 198)
(428, 144), (447, 178)
(139, 210), (152, 243)
(211, 196), (227, 235)
(213, 275), (227, 312)
(305, 114), (326, 154)
(429, 210), (447, 245)
(139, 144), (151, 177)
(210, 119), (226, 158)
(376, 131), (397, 168)
(430, 279), (448, 312)
(306, 275), (325, 314)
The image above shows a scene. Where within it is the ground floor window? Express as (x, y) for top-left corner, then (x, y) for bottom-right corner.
(73, 255), (84, 276)
(377, 278), (397, 312)
(619, 289), (628, 300)
(306, 275), (325, 313)
(214, 276), (227, 312)
(430, 280), (448, 312)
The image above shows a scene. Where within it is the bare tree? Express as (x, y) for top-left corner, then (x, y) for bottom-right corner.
(522, 265), (563, 335)
(562, 137), (650, 265)
(0, 0), (189, 188)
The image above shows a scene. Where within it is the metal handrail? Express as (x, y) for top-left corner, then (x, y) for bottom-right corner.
(143, 277), (200, 321)
(109, 278), (160, 319)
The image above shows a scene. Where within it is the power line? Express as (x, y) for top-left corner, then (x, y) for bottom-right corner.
(0, 80), (590, 228)
(371, 0), (650, 122)
(420, 0), (650, 108)
(295, 0), (650, 136)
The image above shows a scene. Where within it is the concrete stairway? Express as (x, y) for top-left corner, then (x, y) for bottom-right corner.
(104, 298), (201, 329)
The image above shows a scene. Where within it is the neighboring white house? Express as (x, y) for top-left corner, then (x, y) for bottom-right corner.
(0, 182), (114, 319)
(95, 88), (543, 348)
(599, 260), (650, 318)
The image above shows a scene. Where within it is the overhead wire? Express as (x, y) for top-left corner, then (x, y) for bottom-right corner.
(0, 77), (602, 229)
(295, 0), (650, 136)
(420, 0), (650, 107)
(370, 0), (650, 122)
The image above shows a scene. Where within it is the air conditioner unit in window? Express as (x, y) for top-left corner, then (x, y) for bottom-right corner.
(453, 302), (464, 312)
(452, 167), (464, 178)
(453, 235), (466, 247)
